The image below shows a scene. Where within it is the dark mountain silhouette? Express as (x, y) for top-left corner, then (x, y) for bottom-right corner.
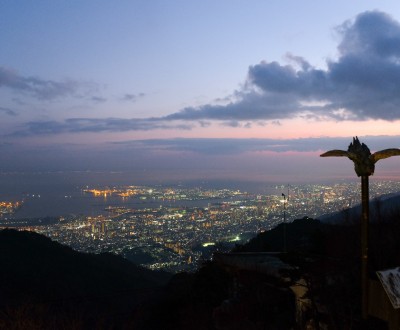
(135, 262), (233, 330)
(319, 191), (400, 224)
(0, 229), (171, 329)
(234, 216), (322, 253)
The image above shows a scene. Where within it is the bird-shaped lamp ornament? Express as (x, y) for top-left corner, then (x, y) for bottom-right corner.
(320, 136), (400, 177)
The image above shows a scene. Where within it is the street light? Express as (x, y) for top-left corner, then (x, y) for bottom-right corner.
(282, 193), (286, 252)
(320, 136), (400, 320)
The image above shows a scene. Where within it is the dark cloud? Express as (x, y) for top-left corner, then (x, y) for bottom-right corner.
(336, 11), (400, 58)
(161, 11), (400, 122)
(220, 120), (242, 128)
(121, 93), (145, 102)
(11, 117), (193, 136)
(111, 136), (400, 155)
(112, 138), (269, 155)
(91, 96), (107, 103)
(0, 67), (82, 100)
(218, 121), (253, 128)
(164, 91), (301, 121)
(198, 120), (211, 127)
(0, 107), (17, 116)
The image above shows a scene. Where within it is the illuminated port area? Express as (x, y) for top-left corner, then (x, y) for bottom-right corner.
(2, 180), (400, 273)
(0, 201), (22, 215)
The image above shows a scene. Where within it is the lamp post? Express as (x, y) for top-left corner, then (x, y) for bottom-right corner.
(282, 193), (286, 253)
(320, 137), (400, 320)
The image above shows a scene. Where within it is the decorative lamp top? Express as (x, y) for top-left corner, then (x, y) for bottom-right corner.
(320, 137), (400, 177)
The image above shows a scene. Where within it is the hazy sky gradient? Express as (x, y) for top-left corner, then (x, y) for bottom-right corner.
(2, 1), (400, 183)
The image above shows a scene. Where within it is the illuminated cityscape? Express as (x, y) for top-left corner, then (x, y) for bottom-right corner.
(2, 180), (400, 273)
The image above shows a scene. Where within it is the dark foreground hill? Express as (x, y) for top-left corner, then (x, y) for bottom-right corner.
(0, 229), (171, 329)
